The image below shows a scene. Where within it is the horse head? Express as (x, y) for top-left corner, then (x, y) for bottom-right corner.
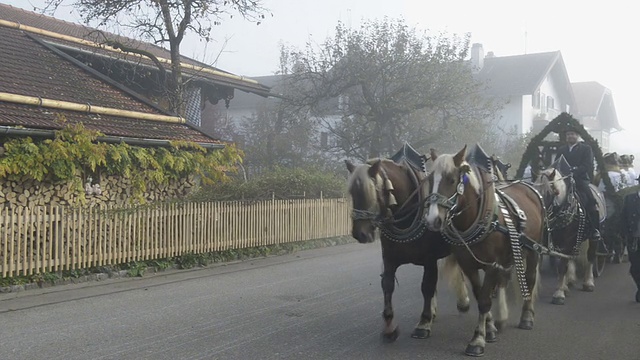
(424, 145), (483, 232)
(535, 167), (568, 207)
(345, 159), (415, 243)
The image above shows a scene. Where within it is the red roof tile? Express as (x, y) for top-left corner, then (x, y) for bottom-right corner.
(0, 3), (271, 97)
(0, 25), (219, 144)
(0, 26), (161, 113)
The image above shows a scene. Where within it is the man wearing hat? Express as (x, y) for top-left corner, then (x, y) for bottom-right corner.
(620, 155), (637, 186)
(557, 127), (607, 255)
(621, 176), (640, 302)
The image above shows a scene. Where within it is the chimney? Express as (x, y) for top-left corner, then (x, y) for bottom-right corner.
(471, 43), (484, 72)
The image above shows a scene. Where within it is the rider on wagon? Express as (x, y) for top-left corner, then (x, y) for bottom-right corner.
(557, 126), (608, 256)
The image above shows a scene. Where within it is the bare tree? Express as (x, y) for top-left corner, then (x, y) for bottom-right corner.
(41, 0), (268, 114)
(280, 17), (502, 160)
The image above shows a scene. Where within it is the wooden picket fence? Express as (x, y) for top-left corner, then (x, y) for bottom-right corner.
(0, 198), (351, 278)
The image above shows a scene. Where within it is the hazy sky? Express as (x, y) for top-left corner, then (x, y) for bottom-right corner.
(3, 0), (638, 154)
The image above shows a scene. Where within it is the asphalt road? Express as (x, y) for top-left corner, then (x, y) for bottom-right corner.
(0, 242), (638, 360)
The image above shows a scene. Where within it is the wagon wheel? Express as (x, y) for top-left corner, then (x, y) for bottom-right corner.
(593, 233), (610, 278)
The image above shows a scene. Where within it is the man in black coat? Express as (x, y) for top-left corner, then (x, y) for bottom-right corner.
(557, 128), (606, 255)
(621, 182), (640, 302)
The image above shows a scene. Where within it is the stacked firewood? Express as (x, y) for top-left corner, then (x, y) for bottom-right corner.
(0, 175), (197, 208)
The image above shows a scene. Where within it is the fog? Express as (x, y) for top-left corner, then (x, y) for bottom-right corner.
(4, 0), (637, 159)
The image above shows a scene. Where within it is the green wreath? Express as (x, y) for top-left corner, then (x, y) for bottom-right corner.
(516, 112), (615, 195)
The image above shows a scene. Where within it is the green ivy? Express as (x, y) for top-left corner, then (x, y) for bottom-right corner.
(0, 121), (243, 203)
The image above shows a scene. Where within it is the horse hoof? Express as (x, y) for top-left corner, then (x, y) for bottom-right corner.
(411, 328), (431, 339)
(495, 320), (507, 332)
(382, 327), (399, 343)
(551, 296), (565, 305)
(582, 284), (595, 292)
(465, 345), (485, 357)
(457, 302), (470, 313)
(518, 320), (534, 330)
(485, 330), (498, 343)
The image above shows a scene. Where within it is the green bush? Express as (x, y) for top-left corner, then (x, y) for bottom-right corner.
(190, 166), (347, 201)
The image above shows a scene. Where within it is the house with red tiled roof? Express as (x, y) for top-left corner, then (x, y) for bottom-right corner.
(0, 3), (271, 147)
(0, 4), (273, 207)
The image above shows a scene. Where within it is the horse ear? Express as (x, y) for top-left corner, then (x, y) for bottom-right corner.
(429, 148), (438, 161)
(368, 160), (382, 178)
(453, 145), (467, 166)
(550, 169), (556, 179)
(345, 160), (355, 173)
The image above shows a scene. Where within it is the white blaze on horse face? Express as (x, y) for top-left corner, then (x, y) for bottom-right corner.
(425, 173), (443, 226)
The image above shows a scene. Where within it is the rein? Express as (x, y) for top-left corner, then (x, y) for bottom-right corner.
(350, 160), (430, 243)
(430, 167), (512, 272)
(537, 172), (578, 230)
(377, 164), (430, 243)
(429, 165), (499, 247)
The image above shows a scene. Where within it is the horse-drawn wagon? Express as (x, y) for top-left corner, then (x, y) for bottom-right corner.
(515, 112), (623, 281)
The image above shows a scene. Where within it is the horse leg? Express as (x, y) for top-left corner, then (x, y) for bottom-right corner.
(463, 267), (499, 357)
(411, 260), (438, 339)
(518, 252), (540, 330)
(583, 241), (596, 292)
(494, 272), (510, 331)
(552, 258), (571, 305)
(381, 261), (400, 342)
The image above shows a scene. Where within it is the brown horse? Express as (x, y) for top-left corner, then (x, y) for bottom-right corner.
(535, 166), (599, 304)
(345, 158), (470, 342)
(424, 145), (544, 357)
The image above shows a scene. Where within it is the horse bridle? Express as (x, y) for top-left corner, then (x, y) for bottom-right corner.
(350, 168), (396, 225)
(426, 172), (469, 219)
(539, 172), (573, 208)
(351, 165), (428, 227)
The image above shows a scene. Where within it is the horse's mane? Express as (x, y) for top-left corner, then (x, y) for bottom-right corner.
(431, 154), (481, 193)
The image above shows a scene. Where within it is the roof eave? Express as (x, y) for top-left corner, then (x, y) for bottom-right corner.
(0, 125), (225, 149)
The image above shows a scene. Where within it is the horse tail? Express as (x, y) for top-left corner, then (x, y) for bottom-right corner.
(507, 254), (542, 304)
(439, 255), (470, 313)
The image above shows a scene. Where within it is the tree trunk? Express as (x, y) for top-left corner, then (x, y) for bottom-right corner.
(169, 41), (184, 116)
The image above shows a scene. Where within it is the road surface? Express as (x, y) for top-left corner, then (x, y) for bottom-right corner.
(0, 242), (638, 360)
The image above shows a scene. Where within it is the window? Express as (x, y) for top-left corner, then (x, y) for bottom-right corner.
(320, 132), (329, 149)
(540, 93), (547, 113)
(532, 90), (540, 108)
(338, 95), (349, 111)
(547, 96), (555, 110)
